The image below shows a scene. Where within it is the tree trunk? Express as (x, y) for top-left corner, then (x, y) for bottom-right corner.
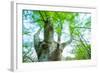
(34, 19), (72, 61)
(38, 19), (57, 61)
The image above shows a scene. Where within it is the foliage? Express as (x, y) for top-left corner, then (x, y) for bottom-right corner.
(22, 10), (91, 62)
(75, 39), (91, 60)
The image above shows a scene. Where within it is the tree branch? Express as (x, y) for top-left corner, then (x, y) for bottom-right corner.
(73, 27), (91, 29)
(34, 28), (41, 56)
(38, 11), (46, 22)
(61, 37), (72, 48)
(61, 20), (74, 49)
(25, 56), (34, 62)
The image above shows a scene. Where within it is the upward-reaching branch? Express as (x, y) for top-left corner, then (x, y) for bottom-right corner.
(61, 21), (74, 49)
(61, 37), (72, 49)
(54, 12), (63, 44)
(34, 28), (41, 55)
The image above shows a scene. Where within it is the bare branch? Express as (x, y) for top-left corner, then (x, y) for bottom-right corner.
(60, 21), (74, 49)
(61, 37), (72, 48)
(34, 28), (41, 56)
(25, 56), (34, 62)
(73, 27), (91, 29)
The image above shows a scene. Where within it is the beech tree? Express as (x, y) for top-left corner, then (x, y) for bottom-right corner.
(33, 11), (77, 61)
(22, 10), (91, 62)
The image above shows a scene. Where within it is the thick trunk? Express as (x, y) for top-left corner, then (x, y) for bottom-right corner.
(38, 19), (56, 61)
(34, 19), (72, 61)
(49, 33), (62, 61)
(48, 43), (62, 61)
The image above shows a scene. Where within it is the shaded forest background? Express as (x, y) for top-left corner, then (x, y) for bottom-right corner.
(22, 10), (91, 62)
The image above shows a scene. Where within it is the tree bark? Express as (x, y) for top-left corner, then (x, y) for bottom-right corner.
(34, 19), (72, 61)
